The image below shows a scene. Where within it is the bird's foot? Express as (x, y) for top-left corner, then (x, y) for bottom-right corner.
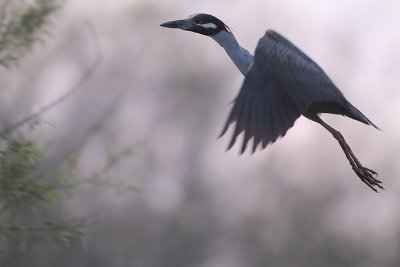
(352, 165), (383, 192)
(315, 117), (383, 192)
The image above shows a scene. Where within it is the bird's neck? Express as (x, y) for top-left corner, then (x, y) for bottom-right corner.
(212, 31), (253, 76)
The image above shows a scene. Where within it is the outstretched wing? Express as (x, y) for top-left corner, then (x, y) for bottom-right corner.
(221, 30), (344, 153)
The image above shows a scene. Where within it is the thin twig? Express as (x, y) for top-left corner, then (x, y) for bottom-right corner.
(0, 21), (102, 136)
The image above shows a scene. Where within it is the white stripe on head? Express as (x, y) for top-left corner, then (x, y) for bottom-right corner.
(199, 23), (217, 29)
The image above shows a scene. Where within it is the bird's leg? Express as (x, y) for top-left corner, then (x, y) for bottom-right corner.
(312, 116), (383, 192)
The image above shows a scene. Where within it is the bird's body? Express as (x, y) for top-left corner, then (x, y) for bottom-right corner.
(161, 13), (382, 191)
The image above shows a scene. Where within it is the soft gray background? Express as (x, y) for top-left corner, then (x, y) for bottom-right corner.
(2, 0), (399, 266)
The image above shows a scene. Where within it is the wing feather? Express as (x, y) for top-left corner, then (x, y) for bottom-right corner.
(252, 98), (264, 153)
(221, 30), (345, 153)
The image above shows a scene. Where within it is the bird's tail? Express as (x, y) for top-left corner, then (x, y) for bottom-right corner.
(347, 103), (380, 130)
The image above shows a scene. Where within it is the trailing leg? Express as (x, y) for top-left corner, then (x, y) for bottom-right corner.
(309, 114), (383, 192)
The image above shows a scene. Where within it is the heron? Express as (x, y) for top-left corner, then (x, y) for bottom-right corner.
(160, 13), (382, 192)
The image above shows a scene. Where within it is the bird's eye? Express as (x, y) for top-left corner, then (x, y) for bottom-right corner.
(193, 18), (202, 24)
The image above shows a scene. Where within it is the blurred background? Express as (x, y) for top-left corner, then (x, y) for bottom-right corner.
(1, 0), (400, 266)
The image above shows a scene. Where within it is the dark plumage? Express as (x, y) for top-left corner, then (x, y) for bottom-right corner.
(221, 30), (378, 153)
(161, 14), (382, 192)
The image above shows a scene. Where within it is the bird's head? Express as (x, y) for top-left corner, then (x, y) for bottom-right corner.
(160, 13), (230, 36)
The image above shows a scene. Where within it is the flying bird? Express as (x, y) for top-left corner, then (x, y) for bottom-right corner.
(160, 13), (382, 192)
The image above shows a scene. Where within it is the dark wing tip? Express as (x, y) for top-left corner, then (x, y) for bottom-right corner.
(220, 92), (302, 154)
(370, 121), (382, 131)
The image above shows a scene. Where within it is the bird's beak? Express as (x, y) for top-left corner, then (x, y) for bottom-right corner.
(160, 19), (193, 31)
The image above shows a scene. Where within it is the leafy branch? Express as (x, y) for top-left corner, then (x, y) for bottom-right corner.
(0, 0), (105, 259)
(0, 0), (59, 67)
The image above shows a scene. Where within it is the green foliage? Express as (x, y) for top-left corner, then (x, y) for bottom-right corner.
(0, 0), (59, 67)
(0, 137), (87, 252)
(0, 135), (135, 258)
(0, 139), (56, 210)
(0, 0), (90, 258)
(0, 1), (136, 264)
